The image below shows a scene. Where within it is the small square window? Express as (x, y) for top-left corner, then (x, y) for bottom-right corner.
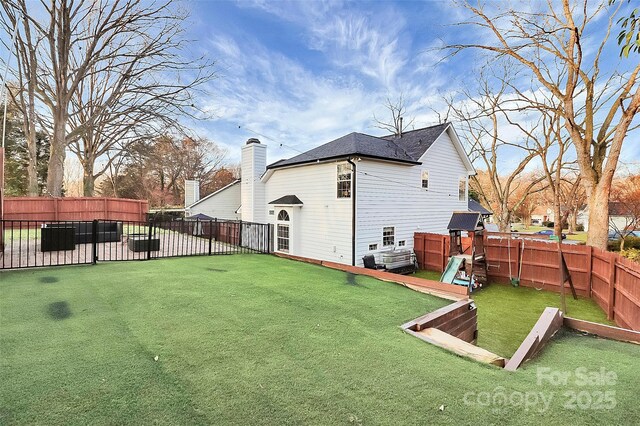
(383, 226), (395, 247)
(398, 240), (405, 247)
(269, 210), (275, 215)
(421, 170), (429, 189)
(368, 243), (378, 251)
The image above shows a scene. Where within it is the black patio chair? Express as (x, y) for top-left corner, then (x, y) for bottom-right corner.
(362, 254), (385, 270)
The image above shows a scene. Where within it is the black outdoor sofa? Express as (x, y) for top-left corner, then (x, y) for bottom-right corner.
(42, 221), (123, 251)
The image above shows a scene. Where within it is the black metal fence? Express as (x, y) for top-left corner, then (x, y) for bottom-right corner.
(0, 219), (273, 270)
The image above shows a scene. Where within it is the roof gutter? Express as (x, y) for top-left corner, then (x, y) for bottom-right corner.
(347, 157), (357, 266)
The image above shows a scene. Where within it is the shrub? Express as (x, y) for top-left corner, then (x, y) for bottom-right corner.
(621, 248), (640, 263)
(607, 236), (640, 252)
(542, 221), (554, 228)
(576, 224), (585, 232)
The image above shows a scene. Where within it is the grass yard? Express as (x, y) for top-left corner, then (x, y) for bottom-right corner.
(413, 269), (609, 356)
(1, 255), (639, 425)
(510, 224), (588, 243)
(472, 284), (613, 357)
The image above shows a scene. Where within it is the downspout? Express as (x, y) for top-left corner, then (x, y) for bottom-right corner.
(347, 157), (357, 266)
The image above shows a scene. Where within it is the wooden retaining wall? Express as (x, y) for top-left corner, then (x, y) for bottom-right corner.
(3, 197), (148, 222)
(401, 300), (478, 343)
(414, 232), (640, 332)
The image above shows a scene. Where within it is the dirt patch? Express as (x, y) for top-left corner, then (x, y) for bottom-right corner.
(39, 276), (59, 284)
(47, 301), (71, 320)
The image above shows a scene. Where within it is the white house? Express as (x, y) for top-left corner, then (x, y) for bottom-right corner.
(188, 123), (475, 266)
(185, 180), (241, 220)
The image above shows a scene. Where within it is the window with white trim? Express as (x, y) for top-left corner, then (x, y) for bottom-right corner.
(277, 225), (289, 252)
(459, 177), (467, 201)
(277, 210), (290, 221)
(421, 170), (429, 189)
(337, 164), (352, 198)
(277, 210), (290, 252)
(368, 243), (378, 251)
(383, 226), (395, 247)
(398, 240), (405, 247)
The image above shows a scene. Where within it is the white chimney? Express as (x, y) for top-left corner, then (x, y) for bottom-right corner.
(241, 138), (266, 223)
(184, 179), (200, 207)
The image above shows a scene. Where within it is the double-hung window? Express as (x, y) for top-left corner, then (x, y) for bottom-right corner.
(337, 164), (352, 198)
(383, 226), (395, 247)
(421, 170), (429, 189)
(459, 177), (467, 201)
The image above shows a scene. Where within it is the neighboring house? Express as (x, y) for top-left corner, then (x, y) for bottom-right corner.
(531, 206), (554, 225)
(185, 180), (241, 220)
(578, 202), (639, 234)
(189, 123), (475, 266)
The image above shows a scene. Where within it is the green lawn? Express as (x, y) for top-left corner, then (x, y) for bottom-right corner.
(472, 284), (613, 357)
(510, 224), (588, 242)
(1, 256), (639, 425)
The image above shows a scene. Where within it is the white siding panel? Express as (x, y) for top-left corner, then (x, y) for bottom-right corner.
(187, 183), (241, 220)
(265, 162), (352, 264)
(355, 131), (470, 266)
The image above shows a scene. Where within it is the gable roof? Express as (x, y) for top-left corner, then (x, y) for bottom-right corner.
(185, 179), (240, 209)
(468, 199), (492, 216)
(266, 123), (456, 170)
(381, 123), (449, 160)
(269, 195), (303, 205)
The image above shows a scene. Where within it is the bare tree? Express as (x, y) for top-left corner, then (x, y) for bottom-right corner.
(448, 0), (640, 249)
(445, 67), (548, 232)
(610, 175), (640, 250)
(1, 7), (39, 195)
(373, 94), (416, 136)
(1, 0), (214, 196)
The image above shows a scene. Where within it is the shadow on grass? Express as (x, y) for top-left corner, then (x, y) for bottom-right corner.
(39, 276), (59, 284)
(205, 268), (228, 272)
(345, 272), (359, 286)
(47, 301), (71, 320)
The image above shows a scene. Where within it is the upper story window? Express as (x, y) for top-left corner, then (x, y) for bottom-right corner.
(421, 170), (429, 189)
(277, 210), (290, 221)
(337, 164), (352, 198)
(459, 177), (467, 201)
(383, 226), (395, 247)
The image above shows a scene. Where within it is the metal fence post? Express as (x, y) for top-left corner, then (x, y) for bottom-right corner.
(147, 219), (154, 261)
(208, 220), (213, 255)
(92, 219), (98, 264)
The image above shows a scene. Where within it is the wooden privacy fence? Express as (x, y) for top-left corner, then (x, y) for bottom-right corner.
(3, 197), (148, 222)
(414, 232), (640, 331)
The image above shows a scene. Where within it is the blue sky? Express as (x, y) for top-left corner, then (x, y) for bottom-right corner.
(186, 0), (471, 164)
(180, 0), (640, 172)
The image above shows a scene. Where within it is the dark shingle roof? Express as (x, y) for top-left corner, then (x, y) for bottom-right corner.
(447, 212), (481, 231)
(267, 123), (450, 170)
(269, 195), (303, 205)
(381, 123), (450, 160)
(186, 213), (214, 220)
(468, 199), (492, 216)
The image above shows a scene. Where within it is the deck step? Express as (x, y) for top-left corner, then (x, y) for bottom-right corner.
(416, 328), (505, 367)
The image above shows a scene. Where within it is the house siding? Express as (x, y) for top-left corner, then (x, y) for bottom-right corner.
(355, 130), (470, 266)
(186, 182), (241, 220)
(265, 162), (353, 264)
